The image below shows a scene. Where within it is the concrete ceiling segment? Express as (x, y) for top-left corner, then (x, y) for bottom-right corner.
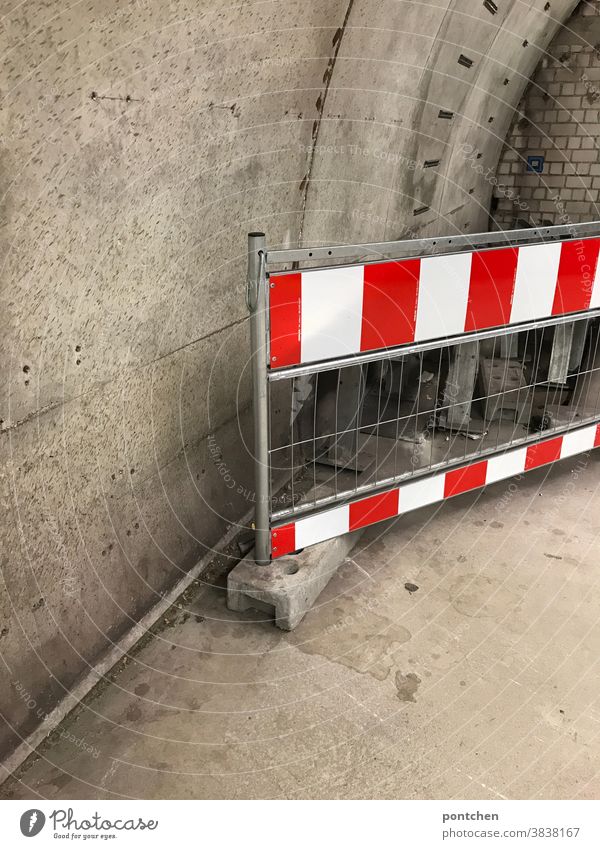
(381, 0), (513, 235)
(301, 0), (452, 246)
(301, 0), (581, 247)
(438, 0), (580, 232)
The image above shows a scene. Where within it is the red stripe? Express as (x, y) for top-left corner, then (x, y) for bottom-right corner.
(269, 273), (302, 367)
(272, 430), (600, 556)
(552, 238), (600, 316)
(465, 247), (518, 331)
(525, 436), (563, 470)
(349, 489), (399, 531)
(360, 260), (420, 351)
(444, 460), (488, 497)
(271, 523), (296, 559)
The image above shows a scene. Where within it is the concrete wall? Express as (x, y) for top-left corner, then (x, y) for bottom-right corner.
(494, 0), (600, 228)
(0, 0), (578, 762)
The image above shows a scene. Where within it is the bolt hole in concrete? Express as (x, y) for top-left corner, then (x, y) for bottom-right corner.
(284, 564), (300, 575)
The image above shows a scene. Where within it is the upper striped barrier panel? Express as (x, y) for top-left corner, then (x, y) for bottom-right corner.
(268, 237), (600, 369)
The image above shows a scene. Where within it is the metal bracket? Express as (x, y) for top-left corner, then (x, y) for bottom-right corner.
(246, 249), (266, 313)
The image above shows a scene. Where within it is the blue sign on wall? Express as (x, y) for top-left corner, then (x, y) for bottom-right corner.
(526, 155), (545, 173)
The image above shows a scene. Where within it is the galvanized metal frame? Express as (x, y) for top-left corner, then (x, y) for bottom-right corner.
(266, 220), (600, 267)
(247, 223), (600, 563)
(247, 233), (271, 564)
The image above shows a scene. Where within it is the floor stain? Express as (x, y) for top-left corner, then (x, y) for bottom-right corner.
(126, 704), (142, 722)
(49, 770), (71, 791)
(449, 573), (519, 619)
(293, 608), (412, 682)
(395, 671), (421, 702)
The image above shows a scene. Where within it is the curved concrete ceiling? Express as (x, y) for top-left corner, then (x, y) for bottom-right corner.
(301, 0), (580, 245)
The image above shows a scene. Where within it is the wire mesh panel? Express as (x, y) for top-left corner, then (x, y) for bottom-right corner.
(247, 224), (600, 562)
(269, 317), (600, 524)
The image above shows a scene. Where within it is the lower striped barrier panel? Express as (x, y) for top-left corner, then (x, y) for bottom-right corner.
(270, 422), (600, 558)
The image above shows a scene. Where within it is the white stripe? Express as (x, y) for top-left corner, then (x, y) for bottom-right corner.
(295, 504), (349, 549)
(510, 243), (561, 323)
(301, 266), (363, 363)
(486, 447), (527, 485)
(399, 474), (445, 513)
(291, 427), (599, 550)
(415, 252), (472, 341)
(561, 425), (597, 458)
(589, 254), (600, 309)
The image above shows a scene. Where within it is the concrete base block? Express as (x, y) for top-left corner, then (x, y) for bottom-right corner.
(227, 530), (364, 630)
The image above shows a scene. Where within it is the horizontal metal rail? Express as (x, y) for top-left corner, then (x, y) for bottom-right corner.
(266, 219), (600, 268)
(270, 420), (600, 557)
(270, 413), (600, 524)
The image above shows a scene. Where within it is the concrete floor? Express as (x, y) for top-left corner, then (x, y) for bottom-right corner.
(2, 452), (600, 800)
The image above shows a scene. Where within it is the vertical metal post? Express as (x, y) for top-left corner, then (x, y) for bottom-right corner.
(548, 322), (575, 385)
(500, 332), (518, 359)
(247, 232), (270, 564)
(569, 320), (587, 372)
(441, 341), (479, 429)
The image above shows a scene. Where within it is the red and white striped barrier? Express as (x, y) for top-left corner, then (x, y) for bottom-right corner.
(270, 423), (600, 558)
(269, 238), (600, 368)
